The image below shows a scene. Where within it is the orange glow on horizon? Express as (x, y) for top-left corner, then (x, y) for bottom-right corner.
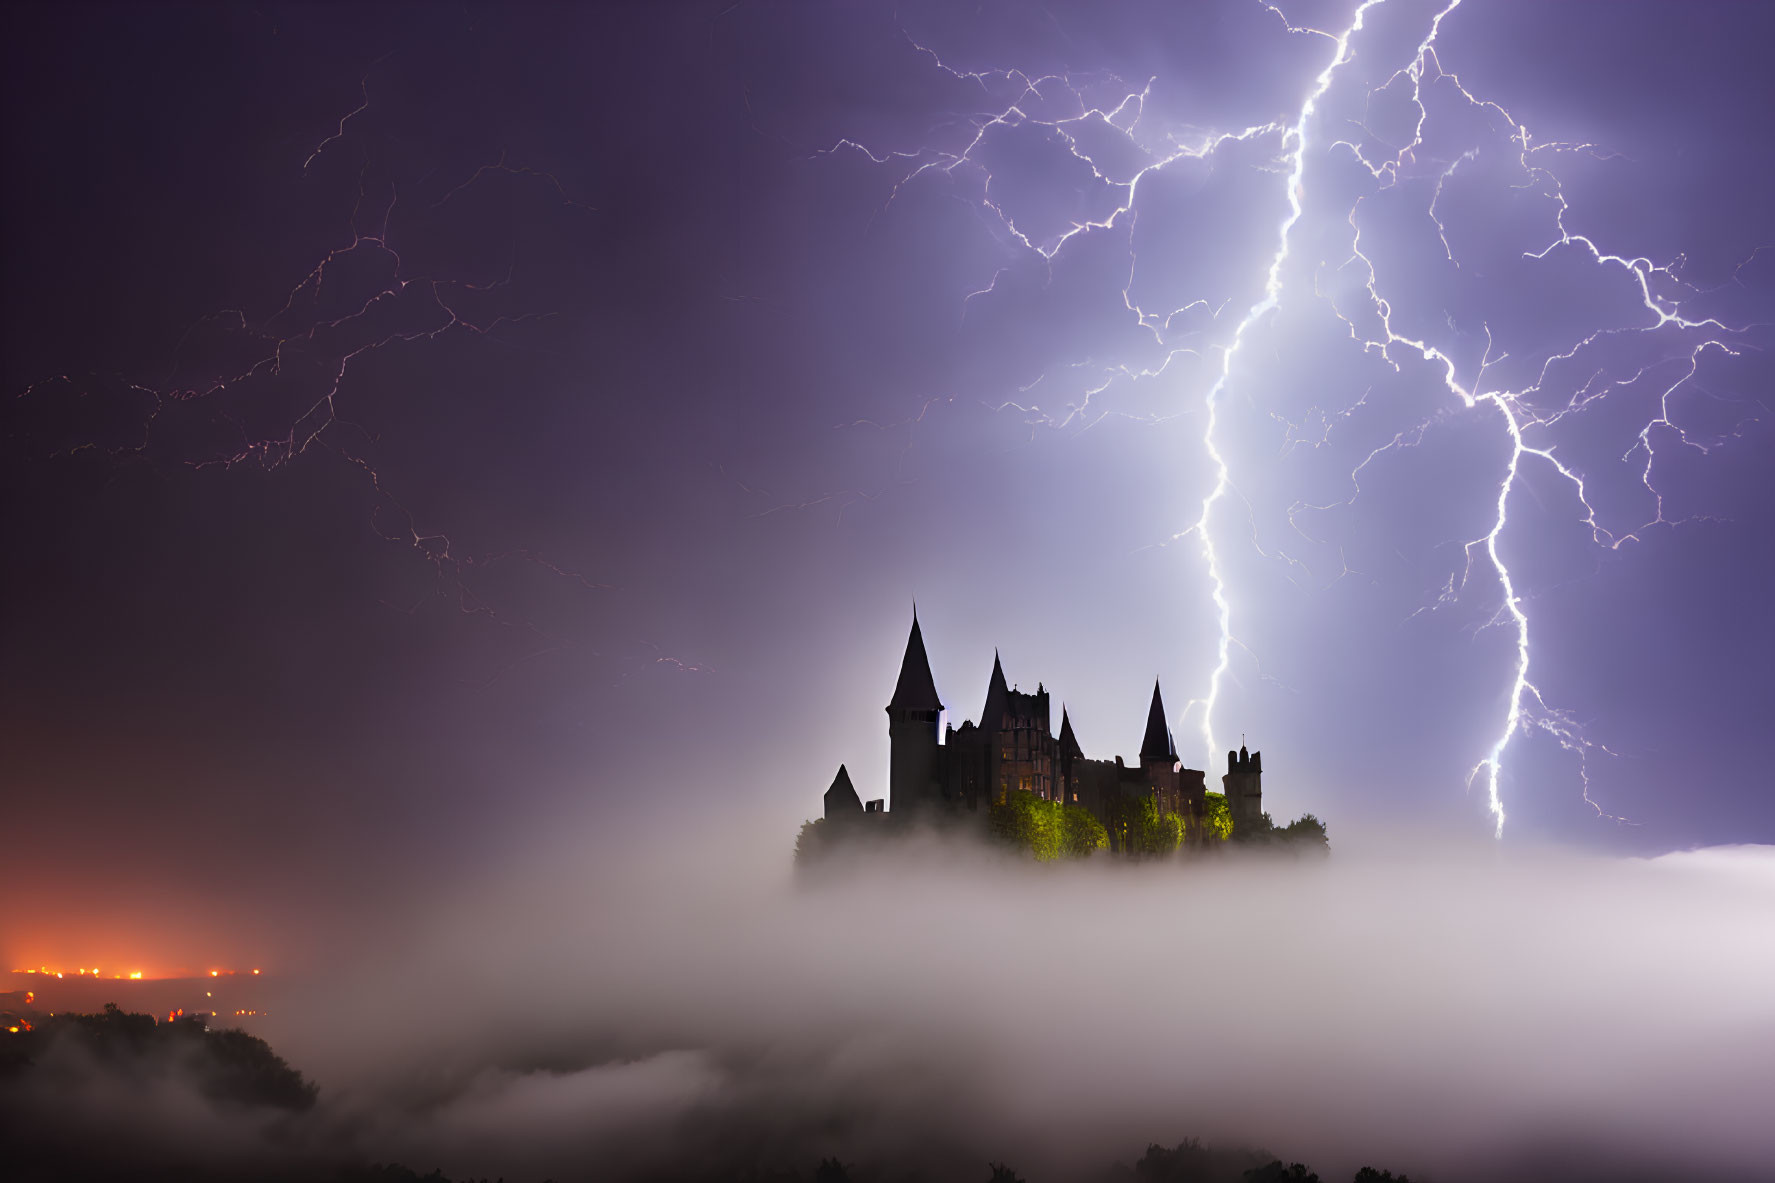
(10, 965), (265, 981)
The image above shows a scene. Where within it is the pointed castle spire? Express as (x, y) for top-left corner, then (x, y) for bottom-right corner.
(1058, 706), (1083, 758)
(887, 611), (943, 713)
(824, 763), (863, 817)
(982, 648), (1009, 729)
(1140, 678), (1175, 764)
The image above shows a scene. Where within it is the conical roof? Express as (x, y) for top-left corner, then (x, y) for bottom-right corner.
(824, 763), (863, 814)
(887, 613), (943, 712)
(1058, 707), (1083, 758)
(981, 649), (1009, 729)
(1140, 678), (1174, 763)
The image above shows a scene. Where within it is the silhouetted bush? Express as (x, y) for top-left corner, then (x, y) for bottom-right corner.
(1243, 1162), (1319, 1183)
(1, 1003), (316, 1110)
(813, 1158), (853, 1183)
(1130, 1137), (1273, 1182)
(1231, 811), (1329, 854)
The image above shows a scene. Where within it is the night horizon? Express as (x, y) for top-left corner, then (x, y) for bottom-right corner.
(3, 1), (1773, 1180)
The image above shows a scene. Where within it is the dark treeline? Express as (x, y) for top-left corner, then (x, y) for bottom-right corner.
(1, 1001), (316, 1110)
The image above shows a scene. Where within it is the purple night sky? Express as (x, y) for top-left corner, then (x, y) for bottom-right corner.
(6, 6), (1775, 1180)
(4, 0), (1772, 965)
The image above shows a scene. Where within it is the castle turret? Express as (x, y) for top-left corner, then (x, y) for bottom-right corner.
(1223, 742), (1263, 831)
(982, 650), (1009, 732)
(1057, 706), (1083, 805)
(1137, 678), (1194, 820)
(886, 611), (943, 815)
(1058, 707), (1083, 760)
(1139, 679), (1175, 766)
(824, 764), (863, 820)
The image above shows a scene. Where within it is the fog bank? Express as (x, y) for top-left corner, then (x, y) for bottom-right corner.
(233, 824), (1775, 1181)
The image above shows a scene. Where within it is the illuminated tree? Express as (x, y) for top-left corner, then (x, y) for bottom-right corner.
(1059, 803), (1109, 857)
(990, 790), (1062, 860)
(1202, 792), (1234, 841)
(1136, 798), (1185, 857)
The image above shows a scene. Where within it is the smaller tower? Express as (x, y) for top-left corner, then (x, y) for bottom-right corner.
(1138, 679), (1174, 768)
(1223, 742), (1263, 831)
(1138, 679), (1181, 814)
(1058, 706), (1083, 805)
(824, 764), (863, 820)
(886, 611), (944, 815)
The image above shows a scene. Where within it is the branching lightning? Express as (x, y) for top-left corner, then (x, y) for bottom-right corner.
(6, 78), (696, 685)
(818, 0), (1766, 835)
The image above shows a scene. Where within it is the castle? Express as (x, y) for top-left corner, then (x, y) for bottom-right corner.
(821, 613), (1264, 852)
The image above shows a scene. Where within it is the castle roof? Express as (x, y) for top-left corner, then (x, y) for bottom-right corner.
(981, 649), (1009, 729)
(1140, 678), (1175, 764)
(1058, 707), (1083, 758)
(824, 764), (863, 814)
(887, 613), (943, 713)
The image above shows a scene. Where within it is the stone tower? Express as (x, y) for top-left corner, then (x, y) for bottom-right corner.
(886, 612), (943, 815)
(1223, 743), (1263, 830)
(1138, 678), (1184, 813)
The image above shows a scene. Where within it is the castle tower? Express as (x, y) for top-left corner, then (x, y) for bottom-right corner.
(1057, 706), (1083, 805)
(1138, 678), (1182, 814)
(1223, 742), (1263, 831)
(1138, 678), (1175, 767)
(979, 651), (1057, 801)
(886, 611), (944, 815)
(824, 764), (863, 821)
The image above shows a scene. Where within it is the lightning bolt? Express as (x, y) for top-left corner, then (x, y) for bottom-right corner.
(814, 0), (1765, 836)
(1178, 0), (1383, 767)
(1318, 13), (1759, 835)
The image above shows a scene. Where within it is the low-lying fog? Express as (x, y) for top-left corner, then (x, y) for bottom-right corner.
(19, 816), (1775, 1181)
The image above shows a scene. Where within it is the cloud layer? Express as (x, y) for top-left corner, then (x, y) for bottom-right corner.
(224, 828), (1775, 1181)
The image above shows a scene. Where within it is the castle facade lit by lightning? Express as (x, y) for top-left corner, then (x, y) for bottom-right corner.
(818, 613), (1265, 853)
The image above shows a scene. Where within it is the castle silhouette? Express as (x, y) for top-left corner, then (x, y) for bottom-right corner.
(821, 612), (1263, 852)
